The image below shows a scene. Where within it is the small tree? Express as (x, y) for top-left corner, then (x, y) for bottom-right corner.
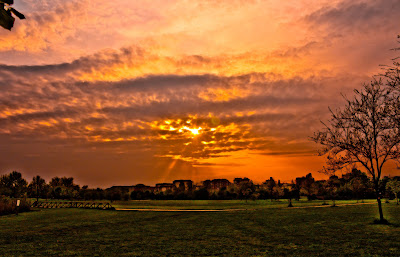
(312, 80), (400, 222)
(28, 175), (47, 202)
(315, 182), (329, 205)
(386, 179), (400, 205)
(264, 178), (276, 201)
(239, 181), (255, 203)
(325, 176), (340, 207)
(273, 184), (284, 201)
(283, 184), (294, 207)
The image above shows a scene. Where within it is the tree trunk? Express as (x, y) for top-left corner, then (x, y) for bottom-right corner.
(36, 176), (39, 203)
(288, 198), (293, 207)
(377, 197), (384, 221)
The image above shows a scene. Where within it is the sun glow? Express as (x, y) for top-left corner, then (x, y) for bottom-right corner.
(151, 118), (207, 138)
(182, 126), (202, 135)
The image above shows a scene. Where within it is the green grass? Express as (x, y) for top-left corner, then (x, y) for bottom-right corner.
(110, 199), (377, 210)
(31, 198), (378, 210)
(0, 201), (399, 256)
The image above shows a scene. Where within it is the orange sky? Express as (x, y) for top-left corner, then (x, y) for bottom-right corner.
(0, 0), (399, 187)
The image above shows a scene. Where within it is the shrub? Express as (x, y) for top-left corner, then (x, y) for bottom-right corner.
(0, 197), (30, 216)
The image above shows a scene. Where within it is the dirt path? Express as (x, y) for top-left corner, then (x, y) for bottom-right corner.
(116, 208), (246, 212)
(289, 202), (376, 209)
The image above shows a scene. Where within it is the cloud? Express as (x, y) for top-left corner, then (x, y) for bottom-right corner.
(0, 52), (359, 171)
(0, 0), (89, 52)
(0, 40), (372, 179)
(299, 0), (400, 74)
(1, 0), (399, 185)
(304, 0), (400, 32)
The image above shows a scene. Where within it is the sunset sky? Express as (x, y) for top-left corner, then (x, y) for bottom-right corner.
(0, 0), (399, 187)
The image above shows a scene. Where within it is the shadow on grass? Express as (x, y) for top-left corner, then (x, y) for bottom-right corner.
(371, 218), (400, 227)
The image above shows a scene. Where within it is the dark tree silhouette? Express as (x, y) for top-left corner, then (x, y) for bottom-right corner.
(325, 176), (340, 207)
(0, 171), (27, 197)
(49, 177), (61, 187)
(382, 35), (400, 89)
(0, 0), (25, 30)
(312, 79), (400, 222)
(29, 175), (46, 202)
(283, 186), (294, 207)
(264, 177), (276, 201)
(239, 181), (255, 202)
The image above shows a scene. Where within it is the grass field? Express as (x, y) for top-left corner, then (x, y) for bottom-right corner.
(33, 198), (378, 210)
(0, 200), (399, 256)
(110, 199), (377, 210)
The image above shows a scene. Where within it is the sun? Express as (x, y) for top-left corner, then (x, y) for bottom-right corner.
(182, 126), (202, 135)
(189, 127), (201, 135)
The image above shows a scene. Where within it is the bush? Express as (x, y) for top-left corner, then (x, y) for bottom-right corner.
(193, 188), (209, 200)
(0, 197), (30, 216)
(122, 193), (130, 201)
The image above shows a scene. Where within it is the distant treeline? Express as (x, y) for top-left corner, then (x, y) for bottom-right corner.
(0, 169), (399, 204)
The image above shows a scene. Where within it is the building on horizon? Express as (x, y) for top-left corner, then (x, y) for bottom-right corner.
(202, 179), (231, 191)
(173, 180), (193, 191)
(132, 184), (154, 192)
(233, 177), (250, 185)
(295, 173), (314, 187)
(155, 183), (174, 192)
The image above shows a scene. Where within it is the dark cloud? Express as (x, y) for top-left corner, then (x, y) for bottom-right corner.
(304, 0), (400, 32)
(257, 150), (317, 157)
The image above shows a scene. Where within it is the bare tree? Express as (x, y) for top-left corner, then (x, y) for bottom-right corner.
(312, 79), (400, 223)
(382, 35), (400, 89)
(0, 0), (25, 30)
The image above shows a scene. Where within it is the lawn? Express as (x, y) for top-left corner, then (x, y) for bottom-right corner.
(110, 199), (377, 210)
(33, 198), (378, 210)
(0, 201), (399, 256)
